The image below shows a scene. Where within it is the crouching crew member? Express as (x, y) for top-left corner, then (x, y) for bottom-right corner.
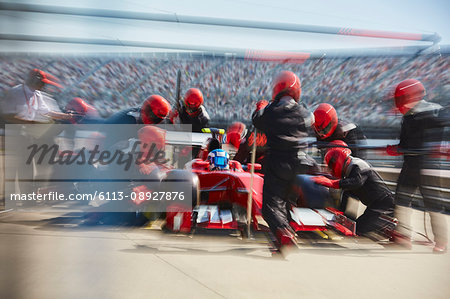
(105, 95), (171, 125)
(312, 143), (395, 236)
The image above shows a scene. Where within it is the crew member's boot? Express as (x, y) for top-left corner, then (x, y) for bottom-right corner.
(430, 211), (448, 253)
(391, 205), (412, 249)
(275, 227), (299, 257)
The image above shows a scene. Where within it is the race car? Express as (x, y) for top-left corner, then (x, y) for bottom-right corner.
(164, 128), (360, 238)
(164, 128), (265, 233)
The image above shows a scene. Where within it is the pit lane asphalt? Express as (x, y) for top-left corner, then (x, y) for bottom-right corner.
(0, 207), (449, 299)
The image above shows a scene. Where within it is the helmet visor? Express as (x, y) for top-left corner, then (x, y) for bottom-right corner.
(143, 108), (164, 124)
(185, 103), (199, 115)
(315, 121), (334, 138)
(213, 156), (227, 168)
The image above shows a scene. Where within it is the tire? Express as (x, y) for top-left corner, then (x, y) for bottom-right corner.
(162, 169), (199, 208)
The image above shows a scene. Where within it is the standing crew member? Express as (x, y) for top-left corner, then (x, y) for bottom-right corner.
(387, 79), (448, 252)
(170, 88), (210, 132)
(252, 71), (314, 253)
(0, 68), (78, 197)
(1, 68), (76, 123)
(313, 103), (367, 159)
(225, 116), (267, 168)
(169, 88), (210, 166)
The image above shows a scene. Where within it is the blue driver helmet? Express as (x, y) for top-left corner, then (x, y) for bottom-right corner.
(208, 149), (230, 170)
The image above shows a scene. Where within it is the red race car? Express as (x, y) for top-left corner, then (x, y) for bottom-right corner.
(165, 128), (360, 238)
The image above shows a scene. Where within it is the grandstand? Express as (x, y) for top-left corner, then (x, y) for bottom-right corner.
(1, 2), (449, 137)
(1, 52), (448, 135)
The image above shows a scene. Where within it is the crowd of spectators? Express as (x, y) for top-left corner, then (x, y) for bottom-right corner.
(1, 53), (448, 127)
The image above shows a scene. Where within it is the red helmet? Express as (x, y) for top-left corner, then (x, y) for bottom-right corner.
(141, 95), (171, 124)
(65, 97), (92, 115)
(314, 103), (338, 139)
(138, 125), (166, 152)
(324, 144), (351, 178)
(394, 79), (425, 114)
(184, 88), (204, 115)
(226, 122), (247, 149)
(327, 140), (351, 156)
(65, 97), (99, 123)
(272, 71), (301, 102)
(27, 68), (62, 89)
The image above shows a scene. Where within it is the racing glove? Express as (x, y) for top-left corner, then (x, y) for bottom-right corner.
(386, 144), (401, 156)
(312, 176), (340, 189)
(255, 100), (269, 112)
(168, 109), (179, 124)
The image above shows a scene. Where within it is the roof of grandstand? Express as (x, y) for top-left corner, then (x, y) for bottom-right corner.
(1, 1), (448, 55)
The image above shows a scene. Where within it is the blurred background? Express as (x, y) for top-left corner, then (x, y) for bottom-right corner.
(0, 0), (449, 135)
(0, 2), (449, 299)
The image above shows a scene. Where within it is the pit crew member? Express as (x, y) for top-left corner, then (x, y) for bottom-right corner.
(313, 103), (367, 159)
(169, 88), (210, 133)
(312, 143), (395, 236)
(252, 70), (315, 252)
(387, 79), (448, 252)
